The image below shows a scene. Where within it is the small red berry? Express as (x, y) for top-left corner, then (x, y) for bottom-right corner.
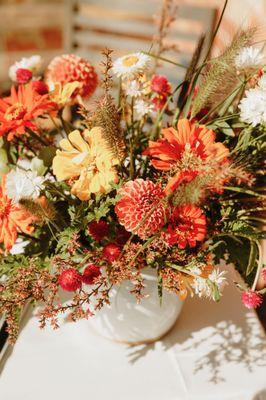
(16, 68), (33, 84)
(58, 268), (82, 292)
(81, 264), (101, 285)
(88, 220), (109, 241)
(103, 243), (121, 263)
(241, 290), (262, 309)
(32, 80), (49, 95)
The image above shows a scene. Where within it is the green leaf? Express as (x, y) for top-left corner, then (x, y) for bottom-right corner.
(39, 146), (57, 167)
(246, 241), (258, 276)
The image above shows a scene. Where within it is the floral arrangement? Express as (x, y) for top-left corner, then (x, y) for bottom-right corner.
(0, 21), (265, 343)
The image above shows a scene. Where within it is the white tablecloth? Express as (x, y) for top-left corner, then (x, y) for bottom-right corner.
(1, 266), (266, 400)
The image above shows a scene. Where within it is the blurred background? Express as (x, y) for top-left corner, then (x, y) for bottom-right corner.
(0, 0), (265, 92)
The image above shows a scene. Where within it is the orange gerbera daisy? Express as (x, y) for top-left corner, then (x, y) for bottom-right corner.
(0, 176), (35, 251)
(0, 82), (56, 141)
(143, 119), (229, 194)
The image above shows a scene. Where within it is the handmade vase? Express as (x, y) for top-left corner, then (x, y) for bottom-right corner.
(89, 268), (184, 344)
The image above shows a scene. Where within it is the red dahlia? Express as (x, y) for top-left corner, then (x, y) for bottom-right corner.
(241, 291), (262, 309)
(82, 264), (101, 285)
(115, 179), (168, 239)
(88, 220), (109, 241)
(103, 243), (121, 263)
(46, 54), (98, 98)
(58, 268), (82, 292)
(165, 204), (206, 249)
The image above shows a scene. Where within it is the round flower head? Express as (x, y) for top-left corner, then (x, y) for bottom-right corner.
(239, 88), (266, 126)
(9, 55), (43, 82)
(103, 243), (121, 263)
(81, 264), (101, 285)
(235, 47), (264, 71)
(46, 54), (97, 98)
(58, 268), (82, 292)
(115, 179), (168, 239)
(112, 52), (150, 78)
(241, 290), (262, 309)
(88, 220), (109, 241)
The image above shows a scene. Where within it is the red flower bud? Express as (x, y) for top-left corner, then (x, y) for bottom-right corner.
(88, 220), (109, 241)
(58, 268), (82, 292)
(16, 68), (33, 84)
(81, 264), (101, 285)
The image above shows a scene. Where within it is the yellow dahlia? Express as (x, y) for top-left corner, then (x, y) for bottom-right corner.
(52, 128), (119, 200)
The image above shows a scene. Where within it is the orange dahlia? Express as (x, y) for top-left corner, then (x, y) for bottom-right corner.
(0, 83), (56, 141)
(46, 54), (98, 99)
(115, 179), (168, 239)
(143, 118), (229, 194)
(0, 176), (35, 251)
(164, 204), (206, 249)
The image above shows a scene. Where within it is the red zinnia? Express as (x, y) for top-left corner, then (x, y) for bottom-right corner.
(103, 243), (121, 263)
(241, 291), (262, 309)
(88, 220), (109, 241)
(46, 54), (98, 98)
(164, 204), (206, 249)
(115, 179), (168, 239)
(81, 264), (101, 285)
(32, 80), (49, 95)
(58, 268), (82, 292)
(0, 82), (56, 141)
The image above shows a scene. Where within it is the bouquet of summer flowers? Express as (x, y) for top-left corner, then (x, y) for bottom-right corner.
(0, 23), (265, 343)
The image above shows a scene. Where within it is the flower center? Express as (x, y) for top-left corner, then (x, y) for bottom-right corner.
(4, 103), (27, 121)
(122, 56), (139, 67)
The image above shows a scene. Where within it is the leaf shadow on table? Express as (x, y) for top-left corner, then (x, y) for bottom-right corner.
(126, 282), (266, 386)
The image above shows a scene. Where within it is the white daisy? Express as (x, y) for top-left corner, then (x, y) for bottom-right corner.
(134, 99), (153, 119)
(239, 88), (266, 126)
(9, 55), (43, 82)
(10, 238), (30, 255)
(112, 52), (150, 78)
(6, 168), (46, 203)
(235, 47), (264, 71)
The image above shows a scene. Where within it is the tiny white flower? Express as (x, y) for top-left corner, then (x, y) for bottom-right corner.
(10, 238), (30, 255)
(258, 73), (266, 90)
(239, 88), (266, 126)
(208, 269), (227, 292)
(112, 52), (150, 78)
(235, 47), (264, 71)
(191, 277), (211, 299)
(9, 55), (43, 82)
(6, 168), (46, 203)
(123, 79), (142, 97)
(134, 99), (153, 119)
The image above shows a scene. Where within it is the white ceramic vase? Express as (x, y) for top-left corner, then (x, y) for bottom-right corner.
(89, 268), (184, 344)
